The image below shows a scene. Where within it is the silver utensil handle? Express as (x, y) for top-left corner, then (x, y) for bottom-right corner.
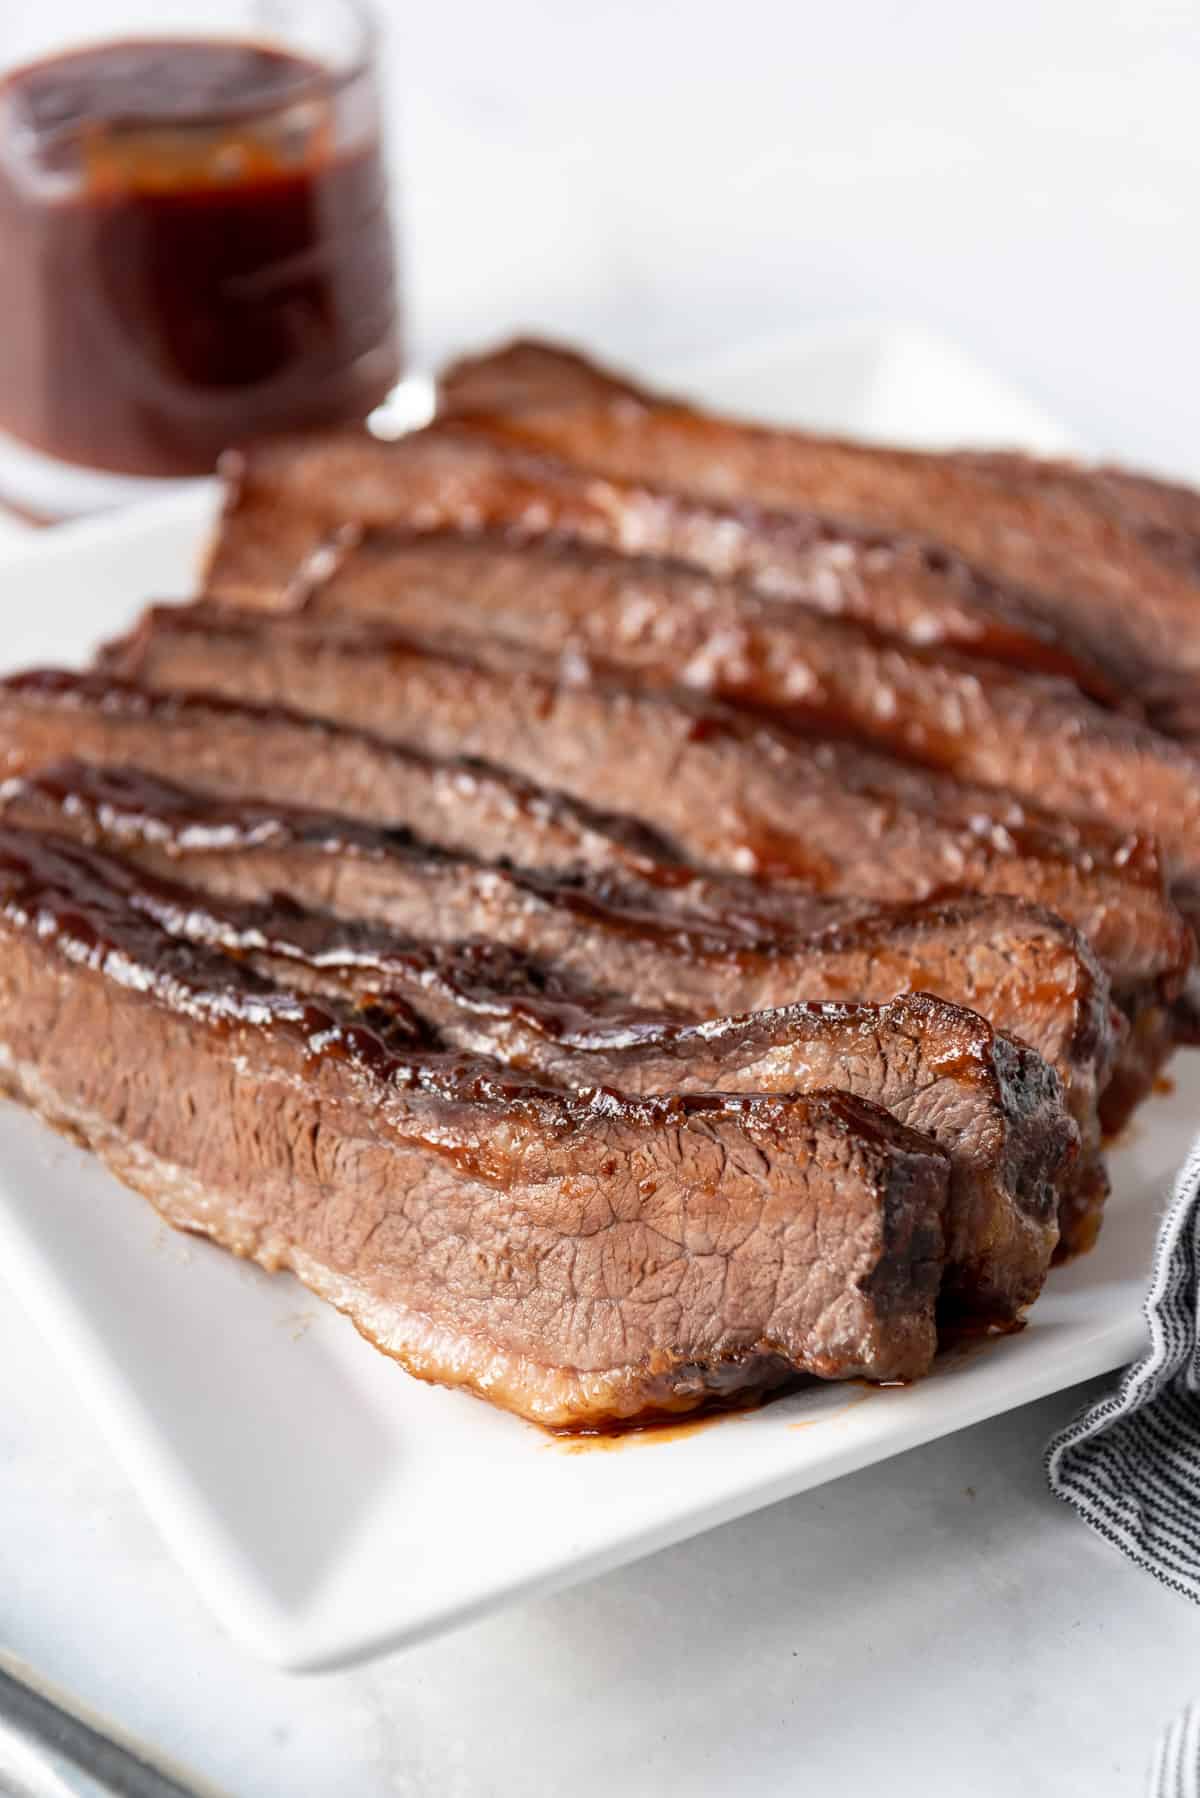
(0, 1653), (227, 1798)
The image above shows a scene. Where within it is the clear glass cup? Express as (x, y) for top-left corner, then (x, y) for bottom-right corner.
(0, 0), (401, 518)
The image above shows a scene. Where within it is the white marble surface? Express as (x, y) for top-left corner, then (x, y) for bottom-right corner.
(5, 1271), (1200, 1798)
(4, 2), (1200, 1790)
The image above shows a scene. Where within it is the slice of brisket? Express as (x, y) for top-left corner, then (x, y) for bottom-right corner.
(954, 452), (1200, 580)
(204, 425), (1133, 707)
(99, 602), (1192, 1004)
(1, 670), (1144, 983)
(0, 826), (953, 1423)
(437, 339), (1200, 713)
(436, 341), (1200, 554)
(0, 760), (1115, 1261)
(277, 527), (1200, 906)
(0, 669), (683, 885)
(432, 341), (1200, 572)
(2, 801), (1067, 1315)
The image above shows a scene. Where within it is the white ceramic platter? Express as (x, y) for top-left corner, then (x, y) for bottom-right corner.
(0, 326), (1185, 1671)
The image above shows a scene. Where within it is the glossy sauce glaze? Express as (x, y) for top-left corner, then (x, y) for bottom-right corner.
(0, 744), (1111, 1046)
(0, 762), (1084, 1134)
(0, 821), (916, 1146)
(214, 418), (1132, 703)
(102, 598), (1173, 897)
(0, 39), (399, 476)
(0, 756), (799, 968)
(0, 667), (686, 879)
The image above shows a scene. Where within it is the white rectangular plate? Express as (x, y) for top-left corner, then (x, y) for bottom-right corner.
(0, 326), (1186, 1671)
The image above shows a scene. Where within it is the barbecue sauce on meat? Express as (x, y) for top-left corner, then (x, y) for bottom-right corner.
(0, 39), (399, 477)
(0, 820), (933, 1179)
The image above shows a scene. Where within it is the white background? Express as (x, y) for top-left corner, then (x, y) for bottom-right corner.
(390, 0), (1200, 479)
(4, 3), (1200, 1794)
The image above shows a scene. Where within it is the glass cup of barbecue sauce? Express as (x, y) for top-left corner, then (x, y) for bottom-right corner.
(0, 2), (401, 517)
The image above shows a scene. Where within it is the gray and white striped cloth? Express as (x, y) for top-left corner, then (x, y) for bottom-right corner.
(1151, 1702), (1200, 1798)
(1046, 1137), (1200, 1794)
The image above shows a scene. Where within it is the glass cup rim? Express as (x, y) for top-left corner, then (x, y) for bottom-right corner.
(1, 0), (380, 135)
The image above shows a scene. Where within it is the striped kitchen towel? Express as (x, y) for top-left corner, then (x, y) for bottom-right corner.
(1046, 1136), (1200, 1603)
(1046, 1142), (1200, 1793)
(1150, 1702), (1200, 1797)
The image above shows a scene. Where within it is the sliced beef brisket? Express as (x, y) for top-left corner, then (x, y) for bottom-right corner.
(205, 424), (1132, 706)
(438, 339), (1200, 715)
(99, 603), (1191, 1004)
(0, 760), (1115, 1261)
(0, 670), (1139, 993)
(0, 827), (956, 1423)
(5, 803), (1069, 1315)
(4, 331), (1194, 1424)
(274, 527), (1200, 904)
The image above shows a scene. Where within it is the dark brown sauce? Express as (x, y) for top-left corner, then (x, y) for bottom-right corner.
(551, 1402), (758, 1452)
(0, 38), (399, 476)
(554, 1368), (919, 1447)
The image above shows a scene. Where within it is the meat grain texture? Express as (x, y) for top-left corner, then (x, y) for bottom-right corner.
(0, 333), (1196, 1426)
